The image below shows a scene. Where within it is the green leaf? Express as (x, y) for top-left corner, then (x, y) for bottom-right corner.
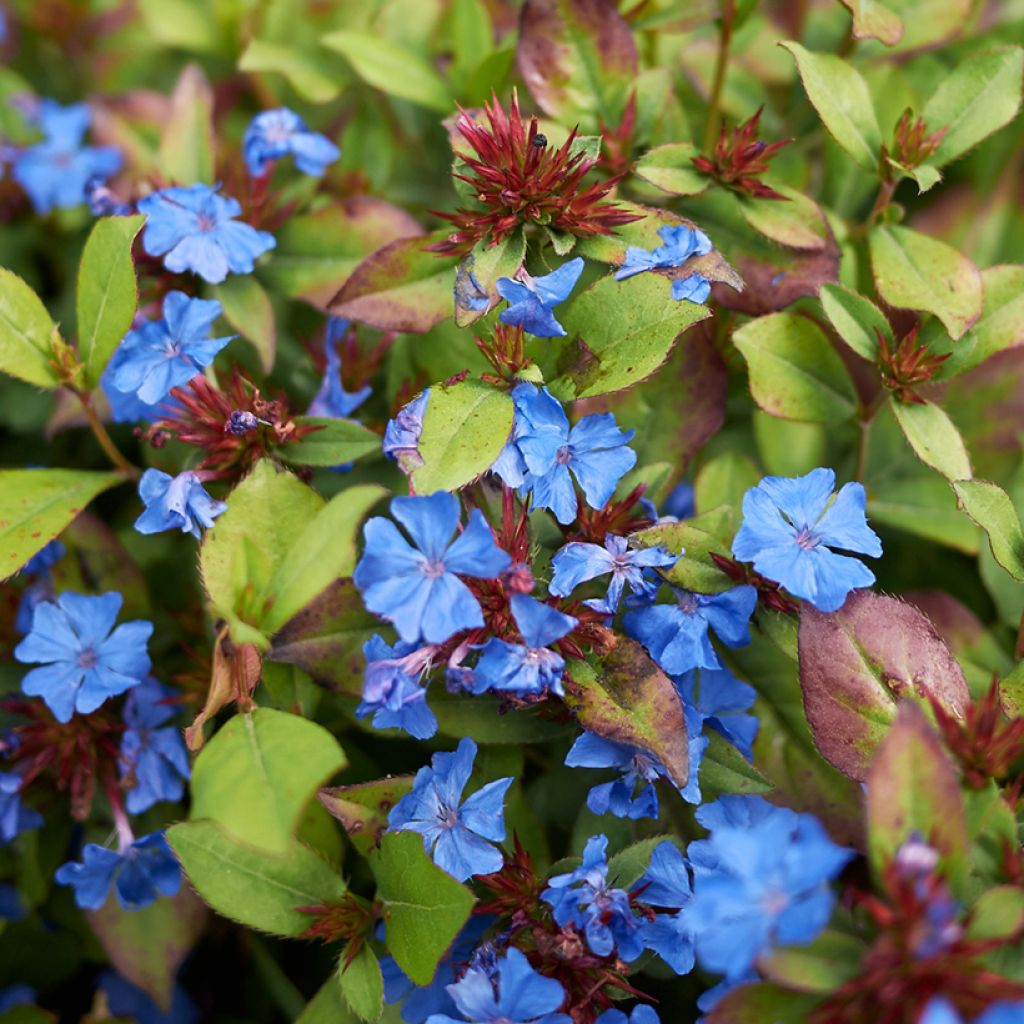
(87, 889), (206, 1012)
(411, 379), (513, 494)
(296, 977), (353, 1024)
(158, 63), (215, 185)
(0, 268), (63, 388)
(550, 271), (711, 400)
(922, 47), (1024, 167)
(633, 143), (708, 196)
(76, 215), (146, 389)
(566, 639), (690, 789)
(450, 0), (494, 85)
(319, 776), (416, 856)
(695, 452), (761, 516)
(454, 230), (525, 327)
(329, 234), (460, 334)
(431, 690), (568, 745)
(891, 399), (972, 481)
(190, 708), (346, 854)
(953, 479), (1024, 581)
(732, 313), (857, 423)
(0, 468), (124, 581)
(759, 929), (865, 993)
(238, 39), (347, 103)
(838, 0), (903, 45)
(699, 732), (773, 801)
(280, 418), (381, 468)
(168, 820), (346, 937)
(865, 701), (968, 893)
(339, 944), (384, 1022)
(632, 506), (734, 593)
(322, 31), (452, 112)
(867, 476), (979, 553)
(214, 276), (276, 374)
(753, 411), (827, 479)
(137, 0), (221, 54)
(869, 225), (982, 340)
(819, 283), (891, 361)
(607, 837), (680, 888)
(781, 43), (882, 173)
(737, 186), (829, 251)
(370, 831), (475, 986)
(704, 982), (822, 1024)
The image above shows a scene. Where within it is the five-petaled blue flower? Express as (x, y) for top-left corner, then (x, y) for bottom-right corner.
(508, 384), (637, 525)
(542, 834), (644, 962)
(137, 184), (275, 284)
(243, 108), (340, 178)
(920, 999), (1024, 1024)
(634, 841), (694, 974)
(354, 493), (511, 645)
(549, 535), (678, 611)
(108, 291), (234, 406)
(357, 635), (438, 740)
(119, 678), (191, 814)
(308, 318), (371, 419)
(0, 772), (43, 845)
(675, 666), (759, 761)
(388, 738), (513, 882)
(623, 585), (756, 674)
(55, 830), (181, 911)
(731, 468), (882, 613)
(135, 469), (227, 539)
(424, 947), (570, 1024)
(383, 390), (430, 473)
(14, 591), (153, 723)
(680, 795), (852, 980)
(497, 257), (584, 338)
(468, 594), (576, 697)
(12, 99), (121, 213)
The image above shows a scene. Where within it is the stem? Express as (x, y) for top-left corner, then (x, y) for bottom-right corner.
(854, 417), (871, 483)
(704, 0), (736, 152)
(867, 177), (897, 225)
(75, 391), (139, 479)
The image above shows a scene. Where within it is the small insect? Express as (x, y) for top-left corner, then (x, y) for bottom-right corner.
(531, 133), (547, 148)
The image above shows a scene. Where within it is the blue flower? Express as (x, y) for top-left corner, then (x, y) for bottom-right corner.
(381, 917), (492, 1024)
(243, 108), (340, 177)
(134, 469), (227, 539)
(0, 772), (43, 844)
(596, 1009), (659, 1024)
(389, 738), (513, 882)
(920, 1000), (1024, 1024)
(100, 971), (200, 1024)
(55, 831), (181, 911)
(680, 795), (852, 980)
(383, 390), (430, 473)
(633, 842), (695, 974)
(137, 184), (275, 284)
(549, 535), (678, 611)
(0, 883), (26, 921)
(0, 986), (35, 1013)
(101, 341), (177, 424)
(731, 467), (882, 613)
(425, 947), (570, 1024)
(510, 384), (637, 525)
(615, 224), (711, 280)
(119, 678), (191, 814)
(354, 493), (511, 645)
(357, 635), (438, 740)
(14, 591), (152, 723)
(675, 666), (759, 761)
(542, 834), (644, 962)
(469, 595), (576, 697)
(671, 273), (711, 303)
(21, 539), (65, 577)
(308, 318), (371, 419)
(623, 585), (756, 674)
(496, 258), (584, 338)
(108, 291), (234, 405)
(12, 99), (121, 213)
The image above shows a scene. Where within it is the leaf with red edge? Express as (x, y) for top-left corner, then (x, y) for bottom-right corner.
(798, 590), (969, 781)
(865, 701), (968, 892)
(319, 777), (415, 856)
(565, 636), (689, 788)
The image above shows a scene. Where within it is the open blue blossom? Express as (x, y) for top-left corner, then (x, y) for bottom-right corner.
(596, 1008), (659, 1024)
(109, 291), (234, 405)
(358, 635), (437, 740)
(510, 384), (636, 525)
(469, 595), (576, 697)
(0, 772), (43, 844)
(383, 390), (430, 473)
(101, 341), (177, 424)
(623, 585), (756, 674)
(14, 591), (152, 723)
(542, 834), (644, 962)
(681, 795), (852, 980)
(0, 883), (26, 920)
(920, 999), (1024, 1024)
(615, 225), (711, 279)
(354, 493), (511, 645)
(101, 972), (200, 1024)
(732, 468), (882, 613)
(308, 318), (371, 419)
(675, 666), (759, 761)
(135, 469), (227, 539)
(425, 947), (569, 1024)
(496, 258), (584, 338)
(0, 987), (35, 1013)
(137, 184), (275, 284)
(243, 108), (340, 177)
(119, 678), (190, 814)
(12, 99), (121, 213)
(549, 535), (677, 611)
(381, 917), (492, 1024)
(634, 842), (695, 974)
(56, 831), (181, 911)
(389, 738), (513, 882)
